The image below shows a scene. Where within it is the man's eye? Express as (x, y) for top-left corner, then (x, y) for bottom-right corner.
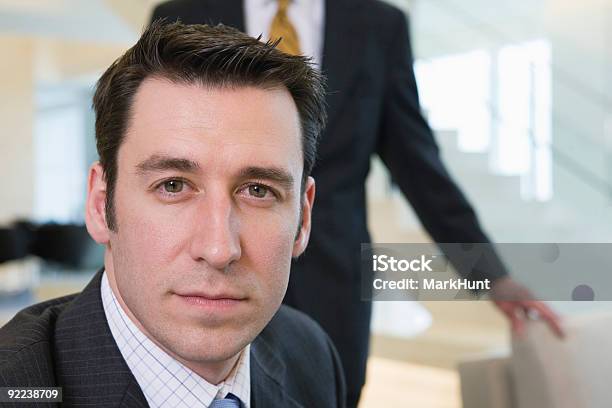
(248, 184), (270, 198)
(163, 180), (184, 194)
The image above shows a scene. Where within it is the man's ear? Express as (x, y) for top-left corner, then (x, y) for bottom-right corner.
(85, 162), (110, 244)
(292, 176), (315, 257)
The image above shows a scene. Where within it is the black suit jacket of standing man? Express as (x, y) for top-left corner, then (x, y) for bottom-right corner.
(152, 0), (509, 405)
(0, 272), (346, 407)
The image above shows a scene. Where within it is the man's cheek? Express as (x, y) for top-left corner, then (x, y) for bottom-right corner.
(240, 222), (293, 289)
(244, 207), (298, 238)
(122, 204), (186, 253)
(243, 220), (295, 259)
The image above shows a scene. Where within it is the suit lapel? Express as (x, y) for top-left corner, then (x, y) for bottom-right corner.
(250, 336), (303, 408)
(321, 0), (366, 131)
(53, 271), (148, 408)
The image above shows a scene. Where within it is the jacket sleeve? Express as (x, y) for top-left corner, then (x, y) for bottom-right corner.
(375, 10), (507, 283)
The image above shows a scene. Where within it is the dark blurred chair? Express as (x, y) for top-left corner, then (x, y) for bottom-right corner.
(0, 221), (101, 269)
(0, 222), (31, 264)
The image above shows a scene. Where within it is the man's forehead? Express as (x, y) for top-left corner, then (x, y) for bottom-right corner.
(129, 77), (300, 134)
(121, 77), (303, 173)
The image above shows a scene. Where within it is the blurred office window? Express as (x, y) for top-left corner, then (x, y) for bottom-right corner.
(496, 40), (552, 201)
(415, 39), (552, 202)
(33, 84), (93, 223)
(415, 49), (491, 153)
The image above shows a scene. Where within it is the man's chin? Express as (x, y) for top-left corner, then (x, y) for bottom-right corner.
(155, 324), (254, 366)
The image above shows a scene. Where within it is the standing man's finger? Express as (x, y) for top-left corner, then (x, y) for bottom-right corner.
(528, 301), (565, 338)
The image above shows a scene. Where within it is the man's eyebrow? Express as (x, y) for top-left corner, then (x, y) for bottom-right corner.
(135, 154), (201, 175)
(238, 166), (295, 190)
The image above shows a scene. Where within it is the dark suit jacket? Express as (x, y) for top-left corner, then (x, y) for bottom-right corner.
(152, 0), (509, 401)
(0, 272), (346, 408)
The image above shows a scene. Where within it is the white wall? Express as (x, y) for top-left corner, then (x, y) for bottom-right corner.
(0, 36), (34, 224)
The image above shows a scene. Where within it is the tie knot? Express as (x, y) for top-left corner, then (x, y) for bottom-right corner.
(277, 0), (290, 13)
(210, 393), (241, 408)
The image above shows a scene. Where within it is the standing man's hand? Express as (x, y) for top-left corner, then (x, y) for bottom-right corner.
(490, 276), (565, 338)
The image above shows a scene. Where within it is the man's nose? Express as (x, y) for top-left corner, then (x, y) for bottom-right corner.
(189, 195), (241, 271)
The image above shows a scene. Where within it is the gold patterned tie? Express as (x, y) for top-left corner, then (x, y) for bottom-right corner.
(269, 0), (301, 55)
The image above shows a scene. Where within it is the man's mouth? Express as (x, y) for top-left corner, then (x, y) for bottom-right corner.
(174, 291), (247, 310)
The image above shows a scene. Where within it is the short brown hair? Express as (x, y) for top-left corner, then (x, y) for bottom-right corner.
(93, 21), (326, 230)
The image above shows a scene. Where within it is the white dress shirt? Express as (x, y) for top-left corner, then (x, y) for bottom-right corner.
(244, 0), (325, 66)
(101, 272), (250, 408)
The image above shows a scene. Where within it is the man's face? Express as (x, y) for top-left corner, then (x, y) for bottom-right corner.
(86, 77), (314, 376)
